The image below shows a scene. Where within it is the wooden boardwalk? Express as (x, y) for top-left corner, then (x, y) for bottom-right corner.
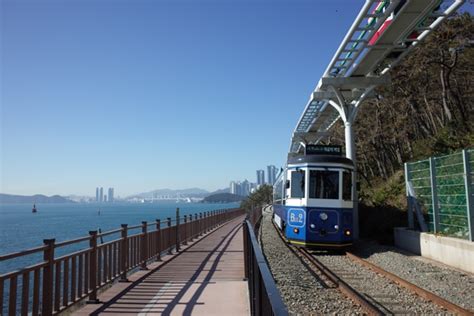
(73, 215), (249, 315)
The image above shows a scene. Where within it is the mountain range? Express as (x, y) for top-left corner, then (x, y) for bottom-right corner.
(127, 187), (229, 199)
(0, 194), (75, 204)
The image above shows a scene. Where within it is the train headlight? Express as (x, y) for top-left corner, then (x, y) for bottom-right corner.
(334, 225), (339, 230)
(344, 229), (351, 236)
(310, 224), (315, 229)
(293, 228), (299, 234)
(319, 212), (328, 221)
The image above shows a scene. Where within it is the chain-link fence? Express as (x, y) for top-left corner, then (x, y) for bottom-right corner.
(405, 149), (474, 241)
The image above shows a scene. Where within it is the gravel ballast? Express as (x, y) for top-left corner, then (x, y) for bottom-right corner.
(354, 241), (474, 311)
(259, 209), (362, 315)
(315, 252), (449, 314)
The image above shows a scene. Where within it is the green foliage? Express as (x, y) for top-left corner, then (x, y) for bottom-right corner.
(360, 170), (406, 209)
(202, 193), (244, 203)
(240, 185), (273, 211)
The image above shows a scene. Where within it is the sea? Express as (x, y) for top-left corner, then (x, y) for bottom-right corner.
(0, 201), (239, 275)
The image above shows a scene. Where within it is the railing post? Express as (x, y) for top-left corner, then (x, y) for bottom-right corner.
(189, 214), (194, 241)
(199, 212), (202, 236)
(156, 219), (162, 261)
(209, 211), (212, 230)
(193, 213), (199, 239)
(463, 149), (474, 241)
(87, 231), (100, 303)
(167, 217), (172, 255)
(140, 221), (148, 270)
(183, 215), (188, 245)
(429, 157), (440, 233)
(405, 163), (414, 229)
(175, 208), (180, 252)
(243, 222), (249, 281)
(41, 238), (55, 315)
(119, 224), (129, 282)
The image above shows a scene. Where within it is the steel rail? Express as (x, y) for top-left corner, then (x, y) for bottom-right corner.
(345, 252), (474, 316)
(271, 221), (383, 315)
(297, 248), (383, 316)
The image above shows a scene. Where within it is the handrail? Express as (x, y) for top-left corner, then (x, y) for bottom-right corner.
(54, 235), (92, 248)
(243, 215), (288, 316)
(0, 245), (48, 261)
(1, 207), (244, 315)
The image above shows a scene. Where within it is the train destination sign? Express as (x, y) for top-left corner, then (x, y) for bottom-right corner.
(305, 145), (342, 156)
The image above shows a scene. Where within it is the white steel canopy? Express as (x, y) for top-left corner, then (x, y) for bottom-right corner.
(290, 0), (466, 155)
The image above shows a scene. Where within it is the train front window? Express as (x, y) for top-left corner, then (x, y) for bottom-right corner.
(291, 171), (305, 198)
(343, 171), (352, 201)
(309, 170), (339, 199)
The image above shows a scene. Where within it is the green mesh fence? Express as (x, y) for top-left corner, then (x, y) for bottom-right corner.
(407, 149), (473, 240)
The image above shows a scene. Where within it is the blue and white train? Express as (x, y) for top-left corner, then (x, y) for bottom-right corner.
(273, 145), (354, 248)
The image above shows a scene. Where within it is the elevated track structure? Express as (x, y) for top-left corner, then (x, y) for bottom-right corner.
(289, 0), (466, 238)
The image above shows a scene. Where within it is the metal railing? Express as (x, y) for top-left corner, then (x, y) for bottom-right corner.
(0, 208), (245, 315)
(243, 208), (287, 316)
(405, 148), (474, 241)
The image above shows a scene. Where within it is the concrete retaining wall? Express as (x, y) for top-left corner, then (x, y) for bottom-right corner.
(394, 227), (474, 274)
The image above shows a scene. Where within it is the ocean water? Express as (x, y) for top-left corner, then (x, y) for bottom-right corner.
(0, 202), (239, 274)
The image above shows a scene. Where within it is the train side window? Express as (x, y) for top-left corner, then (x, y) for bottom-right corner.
(309, 170), (339, 199)
(343, 171), (352, 201)
(291, 171), (305, 198)
(273, 176), (284, 203)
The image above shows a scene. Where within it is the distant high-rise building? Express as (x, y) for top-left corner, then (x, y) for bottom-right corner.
(235, 181), (242, 196)
(99, 187), (104, 203)
(267, 165), (278, 185)
(108, 188), (114, 203)
(241, 180), (250, 196)
(104, 195), (107, 202)
(230, 181), (238, 195)
(256, 170), (265, 186)
(96, 187), (100, 202)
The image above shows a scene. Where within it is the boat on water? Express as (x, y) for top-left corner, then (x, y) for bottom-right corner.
(32, 204), (37, 213)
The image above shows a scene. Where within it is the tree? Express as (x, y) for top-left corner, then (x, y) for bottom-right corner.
(240, 185), (273, 210)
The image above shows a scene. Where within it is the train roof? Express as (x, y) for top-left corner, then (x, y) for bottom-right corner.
(287, 155), (354, 166)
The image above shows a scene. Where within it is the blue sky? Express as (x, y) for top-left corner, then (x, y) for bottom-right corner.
(1, 0), (471, 197)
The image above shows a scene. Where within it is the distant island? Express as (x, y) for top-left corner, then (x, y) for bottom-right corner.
(201, 193), (244, 203)
(0, 193), (75, 204)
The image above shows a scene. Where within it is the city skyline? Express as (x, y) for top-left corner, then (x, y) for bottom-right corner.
(94, 187), (115, 202)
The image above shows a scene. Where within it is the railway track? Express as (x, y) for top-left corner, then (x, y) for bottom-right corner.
(271, 218), (473, 315)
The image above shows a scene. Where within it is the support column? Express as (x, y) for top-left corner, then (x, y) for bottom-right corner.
(462, 149), (474, 241)
(344, 121), (359, 239)
(404, 163), (414, 229)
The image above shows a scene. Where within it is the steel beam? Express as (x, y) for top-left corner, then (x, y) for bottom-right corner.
(320, 75), (391, 89)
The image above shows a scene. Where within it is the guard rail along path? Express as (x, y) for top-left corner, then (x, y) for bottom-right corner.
(0, 208), (244, 315)
(243, 207), (288, 316)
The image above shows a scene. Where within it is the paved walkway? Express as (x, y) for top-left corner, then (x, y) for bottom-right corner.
(73, 216), (249, 316)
